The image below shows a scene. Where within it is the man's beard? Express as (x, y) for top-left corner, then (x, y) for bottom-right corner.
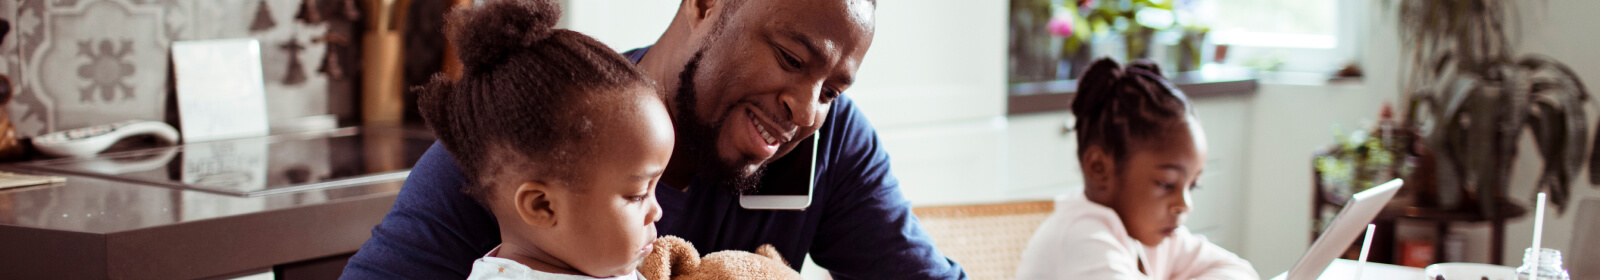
(673, 50), (766, 194)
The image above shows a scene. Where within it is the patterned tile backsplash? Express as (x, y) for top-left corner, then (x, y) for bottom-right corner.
(1, 0), (336, 137)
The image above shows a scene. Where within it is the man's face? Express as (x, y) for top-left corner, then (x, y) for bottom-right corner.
(673, 0), (875, 192)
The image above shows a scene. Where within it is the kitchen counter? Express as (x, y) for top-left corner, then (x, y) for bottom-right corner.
(0, 127), (433, 279)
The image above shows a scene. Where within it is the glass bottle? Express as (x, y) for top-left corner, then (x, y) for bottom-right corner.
(1516, 248), (1570, 280)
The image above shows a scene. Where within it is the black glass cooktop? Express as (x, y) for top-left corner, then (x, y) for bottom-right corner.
(14, 126), (435, 197)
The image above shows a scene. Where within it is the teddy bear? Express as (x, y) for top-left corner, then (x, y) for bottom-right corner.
(638, 236), (802, 280)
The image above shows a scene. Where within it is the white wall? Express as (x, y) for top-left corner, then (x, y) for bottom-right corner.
(558, 0), (676, 52)
(851, 0), (1009, 204)
(1237, 81), (1391, 276)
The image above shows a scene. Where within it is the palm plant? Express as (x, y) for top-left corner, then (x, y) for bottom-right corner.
(1392, 0), (1593, 217)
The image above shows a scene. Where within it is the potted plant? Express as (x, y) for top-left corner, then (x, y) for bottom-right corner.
(1391, 0), (1594, 218)
(1054, 0), (1208, 77)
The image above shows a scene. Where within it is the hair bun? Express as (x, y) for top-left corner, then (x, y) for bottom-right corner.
(1071, 58), (1124, 120)
(448, 0), (562, 69)
(1126, 59), (1165, 79)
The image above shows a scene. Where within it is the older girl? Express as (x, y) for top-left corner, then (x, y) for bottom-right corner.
(1016, 58), (1258, 280)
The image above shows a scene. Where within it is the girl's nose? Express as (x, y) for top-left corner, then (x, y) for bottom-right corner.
(1172, 189), (1193, 215)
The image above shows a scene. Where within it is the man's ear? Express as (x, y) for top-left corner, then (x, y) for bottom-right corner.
(515, 181), (559, 228)
(1082, 145), (1118, 197)
(683, 0), (723, 32)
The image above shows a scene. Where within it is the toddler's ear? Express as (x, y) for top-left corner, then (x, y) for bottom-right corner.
(514, 181), (558, 227)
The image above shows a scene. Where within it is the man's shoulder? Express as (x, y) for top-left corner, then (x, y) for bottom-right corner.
(343, 141), (498, 279)
(408, 142), (469, 190)
(393, 141), (483, 212)
(622, 46), (650, 64)
(819, 95), (871, 142)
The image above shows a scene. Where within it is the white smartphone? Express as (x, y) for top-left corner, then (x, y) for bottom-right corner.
(739, 132), (818, 210)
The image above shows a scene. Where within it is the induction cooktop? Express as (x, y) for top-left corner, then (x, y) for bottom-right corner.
(12, 126), (436, 197)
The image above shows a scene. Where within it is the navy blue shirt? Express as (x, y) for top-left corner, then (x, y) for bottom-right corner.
(341, 46), (966, 279)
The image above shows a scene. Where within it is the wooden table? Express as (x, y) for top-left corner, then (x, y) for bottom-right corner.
(1271, 259), (1424, 280)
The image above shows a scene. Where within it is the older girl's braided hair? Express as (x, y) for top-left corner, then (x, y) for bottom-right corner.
(1070, 58), (1195, 165)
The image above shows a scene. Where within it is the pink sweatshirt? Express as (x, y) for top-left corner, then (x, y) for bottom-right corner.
(1016, 193), (1259, 280)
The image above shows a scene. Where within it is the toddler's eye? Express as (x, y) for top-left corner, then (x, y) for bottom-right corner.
(626, 195), (648, 202)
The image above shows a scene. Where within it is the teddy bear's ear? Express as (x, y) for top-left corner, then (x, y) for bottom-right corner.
(640, 236), (702, 280)
(755, 244), (789, 267)
(639, 240), (672, 280)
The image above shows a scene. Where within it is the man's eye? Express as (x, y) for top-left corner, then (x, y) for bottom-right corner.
(777, 48), (802, 69)
(821, 88), (840, 102)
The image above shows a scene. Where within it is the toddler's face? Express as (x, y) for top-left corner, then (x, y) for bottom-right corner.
(1111, 118), (1207, 247)
(541, 90), (675, 277)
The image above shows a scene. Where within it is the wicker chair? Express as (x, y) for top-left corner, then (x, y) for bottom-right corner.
(913, 200), (1056, 280)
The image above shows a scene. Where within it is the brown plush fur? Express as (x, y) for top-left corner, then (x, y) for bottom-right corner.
(639, 236), (801, 280)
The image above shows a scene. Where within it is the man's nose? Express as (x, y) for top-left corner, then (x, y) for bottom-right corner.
(779, 82), (826, 128)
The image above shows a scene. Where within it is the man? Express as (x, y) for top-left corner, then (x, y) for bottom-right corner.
(341, 0), (967, 278)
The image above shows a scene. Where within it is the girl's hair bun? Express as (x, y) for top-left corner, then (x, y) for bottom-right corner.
(1068, 57), (1194, 161)
(1071, 58), (1125, 123)
(447, 0), (562, 69)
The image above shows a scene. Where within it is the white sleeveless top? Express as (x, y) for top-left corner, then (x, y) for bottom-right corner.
(467, 245), (642, 280)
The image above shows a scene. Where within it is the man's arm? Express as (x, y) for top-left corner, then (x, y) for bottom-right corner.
(804, 97), (968, 280)
(341, 142), (502, 279)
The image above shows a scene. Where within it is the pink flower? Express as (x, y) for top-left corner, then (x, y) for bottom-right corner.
(1048, 16), (1075, 38)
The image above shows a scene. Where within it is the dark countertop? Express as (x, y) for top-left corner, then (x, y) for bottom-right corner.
(0, 127), (432, 279)
(1007, 65), (1260, 115)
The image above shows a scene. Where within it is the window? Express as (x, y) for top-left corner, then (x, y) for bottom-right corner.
(1210, 0), (1339, 49)
(1203, 0), (1363, 73)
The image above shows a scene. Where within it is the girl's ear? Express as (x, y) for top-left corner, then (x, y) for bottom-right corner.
(515, 181), (559, 228)
(1082, 145), (1118, 201)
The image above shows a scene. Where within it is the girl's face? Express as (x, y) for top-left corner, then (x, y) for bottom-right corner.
(1093, 118), (1208, 247)
(514, 90), (676, 277)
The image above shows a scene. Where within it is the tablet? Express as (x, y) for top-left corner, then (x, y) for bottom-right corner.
(1286, 179), (1404, 280)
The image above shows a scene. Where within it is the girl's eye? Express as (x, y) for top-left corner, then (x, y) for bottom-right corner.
(1189, 184), (1202, 191)
(626, 194), (648, 202)
(1159, 183), (1178, 191)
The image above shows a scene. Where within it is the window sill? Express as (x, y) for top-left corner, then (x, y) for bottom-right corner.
(1006, 64), (1260, 115)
